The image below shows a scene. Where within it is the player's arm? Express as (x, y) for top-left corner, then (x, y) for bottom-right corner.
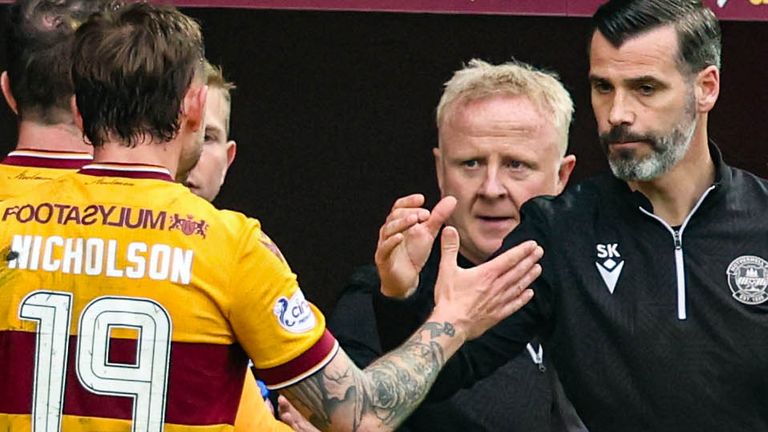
(279, 227), (542, 432)
(375, 198), (557, 402)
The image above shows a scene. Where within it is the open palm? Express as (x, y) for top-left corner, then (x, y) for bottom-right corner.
(375, 194), (457, 298)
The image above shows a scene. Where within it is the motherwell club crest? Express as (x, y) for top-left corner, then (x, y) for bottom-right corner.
(727, 255), (768, 305)
(169, 214), (208, 238)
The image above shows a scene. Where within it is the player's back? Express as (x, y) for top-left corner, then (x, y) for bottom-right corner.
(0, 163), (329, 431)
(0, 150), (92, 201)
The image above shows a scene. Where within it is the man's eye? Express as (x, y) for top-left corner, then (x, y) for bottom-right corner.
(506, 160), (524, 169)
(592, 81), (612, 94)
(638, 84), (655, 96)
(462, 160), (479, 168)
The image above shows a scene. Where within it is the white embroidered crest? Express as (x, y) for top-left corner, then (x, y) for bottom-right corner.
(727, 255), (768, 305)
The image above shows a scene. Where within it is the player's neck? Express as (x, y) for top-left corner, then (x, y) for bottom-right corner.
(92, 137), (181, 178)
(15, 120), (92, 154)
(628, 125), (714, 227)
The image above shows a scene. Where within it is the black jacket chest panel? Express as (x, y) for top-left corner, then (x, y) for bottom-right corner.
(504, 164), (768, 431)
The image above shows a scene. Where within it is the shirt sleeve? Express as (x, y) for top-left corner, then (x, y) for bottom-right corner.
(228, 221), (338, 390)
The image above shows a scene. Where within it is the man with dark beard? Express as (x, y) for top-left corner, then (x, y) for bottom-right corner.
(597, 87), (697, 182)
(374, 0), (768, 431)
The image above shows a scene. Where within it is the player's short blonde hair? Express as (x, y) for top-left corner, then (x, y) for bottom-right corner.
(436, 59), (573, 155)
(204, 61), (236, 102)
(204, 60), (236, 134)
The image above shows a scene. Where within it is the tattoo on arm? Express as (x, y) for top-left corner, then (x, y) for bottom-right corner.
(281, 321), (457, 432)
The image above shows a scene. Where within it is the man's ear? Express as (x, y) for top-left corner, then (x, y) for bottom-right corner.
(182, 84), (208, 132)
(433, 146), (445, 194)
(1, 71), (19, 115)
(219, 140), (237, 186)
(695, 65), (719, 114)
(555, 154), (576, 194)
(225, 140), (237, 169)
(70, 95), (84, 133)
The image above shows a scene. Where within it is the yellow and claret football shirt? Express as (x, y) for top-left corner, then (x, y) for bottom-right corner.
(0, 149), (92, 201)
(0, 163), (338, 431)
(234, 369), (291, 432)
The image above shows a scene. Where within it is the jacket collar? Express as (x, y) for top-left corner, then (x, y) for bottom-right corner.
(609, 140), (730, 213)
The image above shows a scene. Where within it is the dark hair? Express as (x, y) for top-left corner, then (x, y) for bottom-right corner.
(72, 2), (204, 147)
(593, 0), (721, 74)
(5, 0), (121, 123)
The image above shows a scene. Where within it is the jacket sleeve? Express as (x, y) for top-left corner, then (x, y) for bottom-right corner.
(427, 198), (558, 401)
(373, 246), (442, 352)
(327, 265), (385, 368)
(425, 289), (550, 400)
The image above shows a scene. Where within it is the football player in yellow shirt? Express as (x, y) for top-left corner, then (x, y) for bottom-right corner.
(0, 3), (541, 431)
(190, 60), (291, 432)
(0, 0), (111, 200)
(2, 2), (286, 427)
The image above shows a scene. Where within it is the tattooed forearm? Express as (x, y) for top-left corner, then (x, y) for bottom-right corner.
(366, 340), (441, 424)
(281, 372), (333, 430)
(282, 321), (459, 432)
(428, 321), (455, 338)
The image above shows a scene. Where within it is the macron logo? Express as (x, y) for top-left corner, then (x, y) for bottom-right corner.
(595, 243), (624, 294)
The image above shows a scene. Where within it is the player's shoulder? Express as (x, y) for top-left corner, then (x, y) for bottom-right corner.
(728, 165), (768, 195)
(521, 172), (615, 225)
(208, 208), (289, 263)
(216, 208), (261, 228)
(207, 208), (263, 240)
(0, 171), (77, 206)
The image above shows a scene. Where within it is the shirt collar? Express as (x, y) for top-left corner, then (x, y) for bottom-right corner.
(1, 149), (92, 169)
(78, 162), (174, 182)
(611, 140), (731, 212)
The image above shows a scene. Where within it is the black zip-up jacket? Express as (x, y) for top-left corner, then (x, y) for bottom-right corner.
(376, 144), (768, 432)
(332, 260), (568, 432)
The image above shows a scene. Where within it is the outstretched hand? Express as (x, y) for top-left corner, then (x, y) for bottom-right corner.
(375, 194), (457, 299)
(432, 227), (542, 341)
